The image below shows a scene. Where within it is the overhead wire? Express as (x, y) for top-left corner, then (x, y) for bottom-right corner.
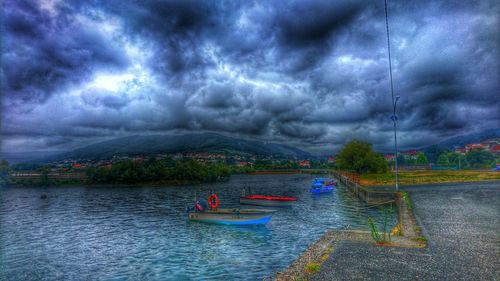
(384, 0), (395, 105)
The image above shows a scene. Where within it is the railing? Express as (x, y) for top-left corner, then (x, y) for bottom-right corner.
(11, 172), (87, 180)
(332, 170), (396, 204)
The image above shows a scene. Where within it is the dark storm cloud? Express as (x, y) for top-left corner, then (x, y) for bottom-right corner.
(2, 0), (129, 104)
(88, 0), (226, 81)
(1, 0), (499, 153)
(271, 0), (364, 72)
(276, 1), (363, 46)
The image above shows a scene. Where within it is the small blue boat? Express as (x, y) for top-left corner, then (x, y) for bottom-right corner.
(188, 208), (276, 225)
(310, 178), (336, 194)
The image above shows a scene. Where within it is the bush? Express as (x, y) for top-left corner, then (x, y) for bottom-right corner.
(305, 262), (321, 273)
(466, 149), (495, 169)
(401, 192), (412, 209)
(86, 159), (232, 184)
(0, 160), (12, 187)
(336, 141), (388, 174)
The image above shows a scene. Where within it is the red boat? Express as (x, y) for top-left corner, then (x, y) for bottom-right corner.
(239, 195), (298, 207)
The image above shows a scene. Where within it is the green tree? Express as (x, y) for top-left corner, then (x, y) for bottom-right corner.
(85, 158), (234, 185)
(397, 154), (406, 165)
(436, 153), (450, 166)
(424, 145), (449, 164)
(254, 159), (272, 169)
(415, 152), (428, 164)
(466, 149), (495, 169)
(38, 166), (51, 186)
(446, 152), (459, 165)
(447, 152), (468, 169)
(0, 160), (11, 186)
(336, 140), (388, 174)
(454, 154), (468, 169)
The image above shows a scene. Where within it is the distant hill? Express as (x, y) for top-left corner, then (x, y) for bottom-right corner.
(421, 128), (500, 151)
(46, 133), (312, 162)
(417, 128), (500, 163)
(0, 151), (63, 164)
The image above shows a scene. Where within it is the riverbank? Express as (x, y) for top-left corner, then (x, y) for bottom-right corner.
(276, 190), (423, 280)
(279, 181), (499, 280)
(3, 178), (228, 188)
(360, 170), (500, 187)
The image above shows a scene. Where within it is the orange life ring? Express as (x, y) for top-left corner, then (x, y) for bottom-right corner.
(208, 194), (219, 209)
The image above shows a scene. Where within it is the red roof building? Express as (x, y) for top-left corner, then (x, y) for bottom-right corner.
(404, 150), (419, 156)
(298, 160), (311, 168)
(465, 143), (487, 151)
(237, 161), (251, 167)
(72, 163), (85, 169)
(491, 145), (500, 154)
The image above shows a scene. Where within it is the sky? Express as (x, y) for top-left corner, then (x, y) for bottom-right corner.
(1, 0), (499, 154)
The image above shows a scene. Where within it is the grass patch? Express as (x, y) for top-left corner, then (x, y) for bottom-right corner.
(411, 236), (428, 242)
(367, 217), (382, 242)
(368, 208), (394, 243)
(304, 262), (321, 274)
(361, 170), (500, 187)
(391, 223), (403, 236)
(401, 191), (412, 209)
(319, 253), (330, 262)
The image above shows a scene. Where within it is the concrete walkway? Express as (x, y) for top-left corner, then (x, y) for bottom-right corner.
(312, 182), (500, 281)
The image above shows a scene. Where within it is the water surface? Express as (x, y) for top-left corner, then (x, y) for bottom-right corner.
(0, 174), (396, 280)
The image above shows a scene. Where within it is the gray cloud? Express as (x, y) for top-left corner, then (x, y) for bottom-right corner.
(1, 0), (499, 154)
(2, 1), (129, 106)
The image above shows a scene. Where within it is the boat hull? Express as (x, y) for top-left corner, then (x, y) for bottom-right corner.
(239, 197), (296, 207)
(310, 178), (335, 194)
(188, 208), (275, 225)
(310, 186), (334, 194)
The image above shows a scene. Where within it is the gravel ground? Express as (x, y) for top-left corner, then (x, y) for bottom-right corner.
(312, 182), (500, 281)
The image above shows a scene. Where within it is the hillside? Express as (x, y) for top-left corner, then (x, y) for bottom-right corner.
(47, 133), (311, 161)
(421, 128), (500, 151)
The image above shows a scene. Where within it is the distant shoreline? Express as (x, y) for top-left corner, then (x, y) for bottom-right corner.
(5, 170), (500, 188)
(361, 170), (500, 187)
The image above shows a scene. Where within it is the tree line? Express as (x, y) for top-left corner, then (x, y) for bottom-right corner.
(435, 149), (497, 169)
(334, 140), (499, 174)
(86, 158), (232, 184)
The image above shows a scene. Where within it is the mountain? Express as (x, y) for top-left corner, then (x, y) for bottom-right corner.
(421, 128), (500, 151)
(46, 133), (312, 162)
(0, 151), (64, 164)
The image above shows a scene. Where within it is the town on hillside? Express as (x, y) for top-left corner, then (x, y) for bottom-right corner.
(5, 138), (499, 183)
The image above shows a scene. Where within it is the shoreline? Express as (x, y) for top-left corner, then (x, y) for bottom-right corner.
(276, 181), (500, 280)
(5, 177), (500, 189)
(276, 192), (424, 280)
(2, 179), (223, 188)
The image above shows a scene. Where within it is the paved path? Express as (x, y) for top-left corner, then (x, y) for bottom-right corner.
(312, 182), (500, 281)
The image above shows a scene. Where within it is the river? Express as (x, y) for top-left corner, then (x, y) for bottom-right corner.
(0, 174), (396, 280)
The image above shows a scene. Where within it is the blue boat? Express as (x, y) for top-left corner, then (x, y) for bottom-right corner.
(187, 194), (276, 225)
(310, 178), (336, 194)
(188, 208), (276, 225)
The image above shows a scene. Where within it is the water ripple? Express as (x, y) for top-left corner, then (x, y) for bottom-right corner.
(0, 174), (396, 280)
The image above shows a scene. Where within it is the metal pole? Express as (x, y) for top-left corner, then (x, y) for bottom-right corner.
(393, 111), (399, 192)
(385, 0), (399, 192)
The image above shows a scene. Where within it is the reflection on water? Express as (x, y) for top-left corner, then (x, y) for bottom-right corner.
(0, 174), (396, 280)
